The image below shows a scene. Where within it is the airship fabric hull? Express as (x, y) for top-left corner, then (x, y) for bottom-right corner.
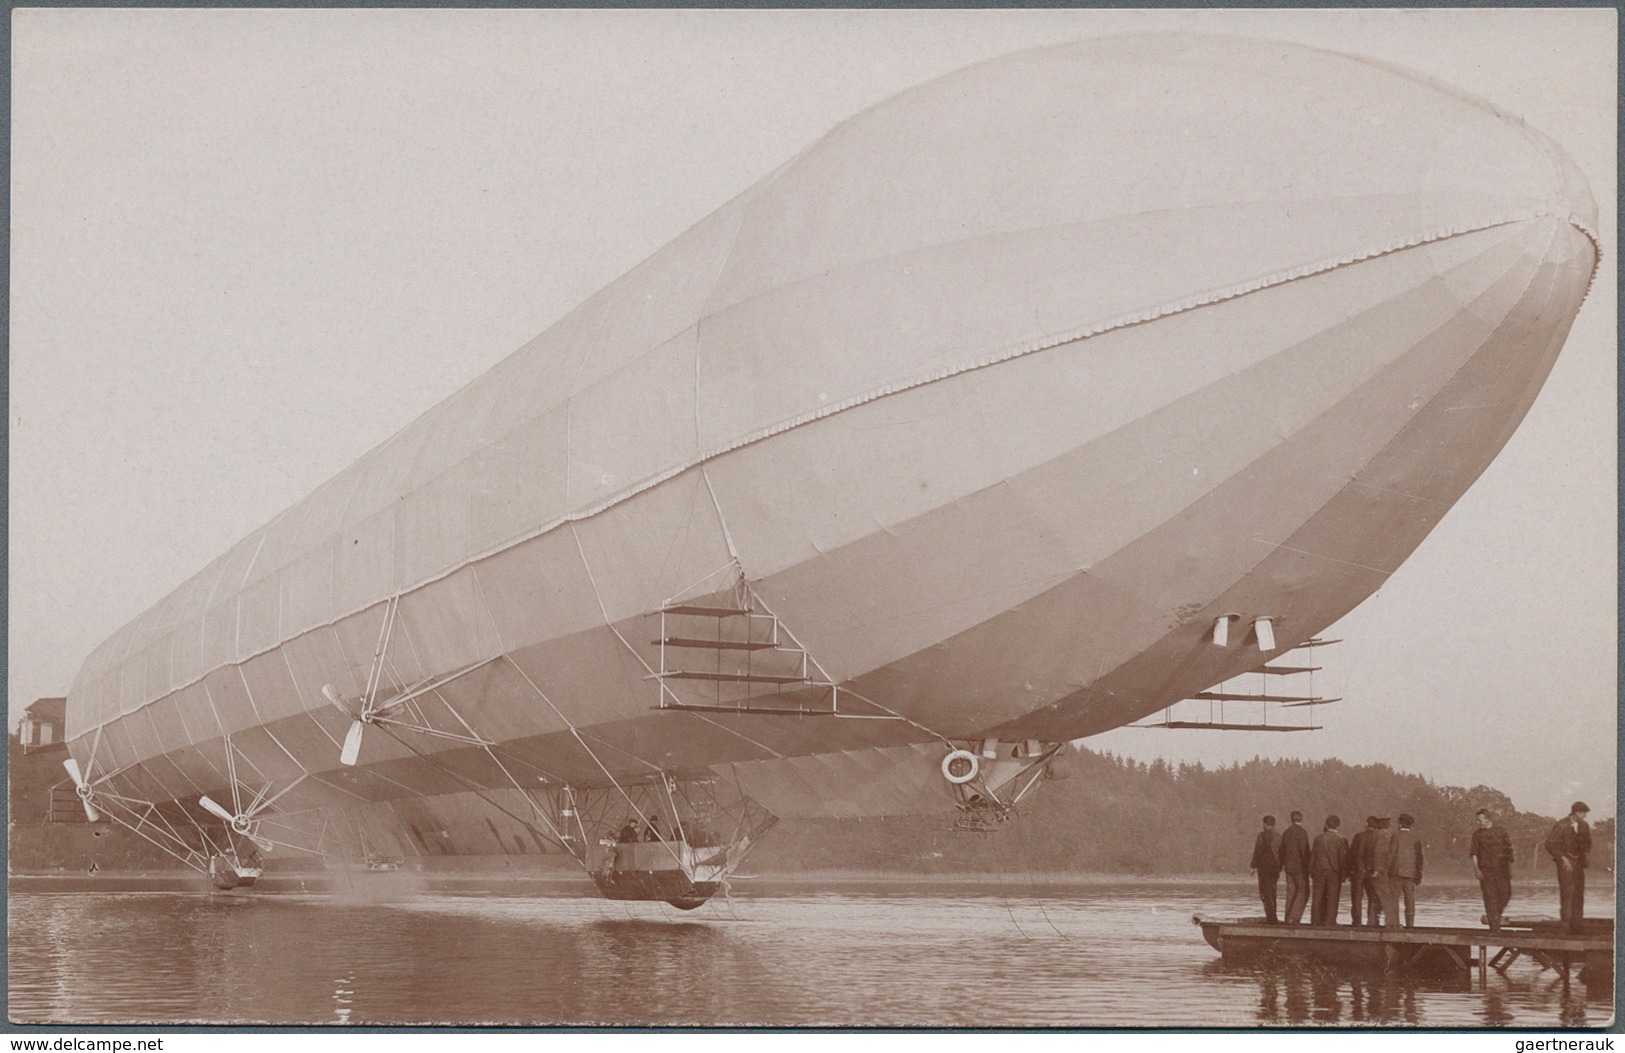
(64, 35), (1597, 843)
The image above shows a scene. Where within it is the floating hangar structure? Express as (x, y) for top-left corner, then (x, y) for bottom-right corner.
(61, 34), (1599, 900)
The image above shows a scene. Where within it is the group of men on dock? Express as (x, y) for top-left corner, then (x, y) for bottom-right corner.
(1249, 810), (1421, 929)
(1247, 802), (1593, 933)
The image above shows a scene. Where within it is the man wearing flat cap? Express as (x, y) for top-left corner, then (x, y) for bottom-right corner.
(1279, 811), (1313, 925)
(1309, 815), (1349, 926)
(1349, 816), (1379, 926)
(1249, 815), (1283, 923)
(1470, 808), (1514, 931)
(1544, 801), (1592, 933)
(1367, 815), (1398, 930)
(1392, 813), (1424, 927)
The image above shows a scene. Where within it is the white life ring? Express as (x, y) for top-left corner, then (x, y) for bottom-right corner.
(941, 749), (980, 785)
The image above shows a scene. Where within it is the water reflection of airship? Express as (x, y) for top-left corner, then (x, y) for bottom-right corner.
(61, 35), (1597, 905)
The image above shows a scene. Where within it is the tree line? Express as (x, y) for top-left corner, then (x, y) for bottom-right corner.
(13, 731), (1609, 879)
(750, 748), (1615, 877)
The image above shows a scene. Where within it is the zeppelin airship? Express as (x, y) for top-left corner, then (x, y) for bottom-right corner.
(60, 34), (1598, 904)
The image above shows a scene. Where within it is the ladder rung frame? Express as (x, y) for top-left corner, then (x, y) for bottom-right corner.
(652, 637), (781, 652)
(656, 594), (838, 715)
(658, 670), (813, 685)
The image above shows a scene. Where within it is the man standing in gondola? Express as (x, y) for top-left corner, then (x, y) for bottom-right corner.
(613, 817), (640, 874)
(1470, 808), (1514, 931)
(1249, 815), (1282, 923)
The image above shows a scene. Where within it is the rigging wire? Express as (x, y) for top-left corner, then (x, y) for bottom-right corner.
(377, 628), (680, 869)
(989, 836), (1034, 943)
(961, 807), (1033, 943)
(1013, 811), (1070, 941)
(367, 721), (572, 857)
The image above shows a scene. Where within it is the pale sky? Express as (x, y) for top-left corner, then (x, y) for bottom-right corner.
(10, 9), (1617, 820)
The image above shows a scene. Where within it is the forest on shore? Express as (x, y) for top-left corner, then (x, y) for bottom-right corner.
(11, 733), (1613, 879)
(749, 747), (1616, 879)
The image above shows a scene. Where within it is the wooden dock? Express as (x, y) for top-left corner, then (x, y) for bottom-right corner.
(1193, 914), (1614, 988)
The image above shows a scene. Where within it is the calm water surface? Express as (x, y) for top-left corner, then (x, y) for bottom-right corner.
(8, 880), (1613, 1027)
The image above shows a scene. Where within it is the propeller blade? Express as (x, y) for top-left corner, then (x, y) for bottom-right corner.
(198, 795), (236, 825)
(62, 758), (100, 822)
(321, 683), (349, 714)
(250, 835), (275, 855)
(340, 720), (365, 767)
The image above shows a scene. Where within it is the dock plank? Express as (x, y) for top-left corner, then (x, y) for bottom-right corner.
(1213, 921), (1604, 952)
(1193, 914), (1614, 985)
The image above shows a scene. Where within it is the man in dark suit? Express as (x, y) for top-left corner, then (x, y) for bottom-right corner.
(1347, 816), (1377, 926)
(1249, 815), (1283, 923)
(1392, 812), (1424, 927)
(1544, 801), (1592, 933)
(1470, 808), (1514, 931)
(1368, 815), (1398, 930)
(1279, 810), (1312, 924)
(1309, 815), (1349, 926)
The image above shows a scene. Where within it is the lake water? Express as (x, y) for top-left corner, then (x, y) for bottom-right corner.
(7, 879), (1614, 1027)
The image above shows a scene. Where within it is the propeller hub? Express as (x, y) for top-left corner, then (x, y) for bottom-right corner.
(75, 783), (94, 802)
(231, 815), (253, 834)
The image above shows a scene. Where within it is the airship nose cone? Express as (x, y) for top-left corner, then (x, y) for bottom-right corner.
(1433, 88), (1599, 236)
(1534, 124), (1600, 235)
(708, 34), (1602, 387)
(1494, 122), (1601, 318)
